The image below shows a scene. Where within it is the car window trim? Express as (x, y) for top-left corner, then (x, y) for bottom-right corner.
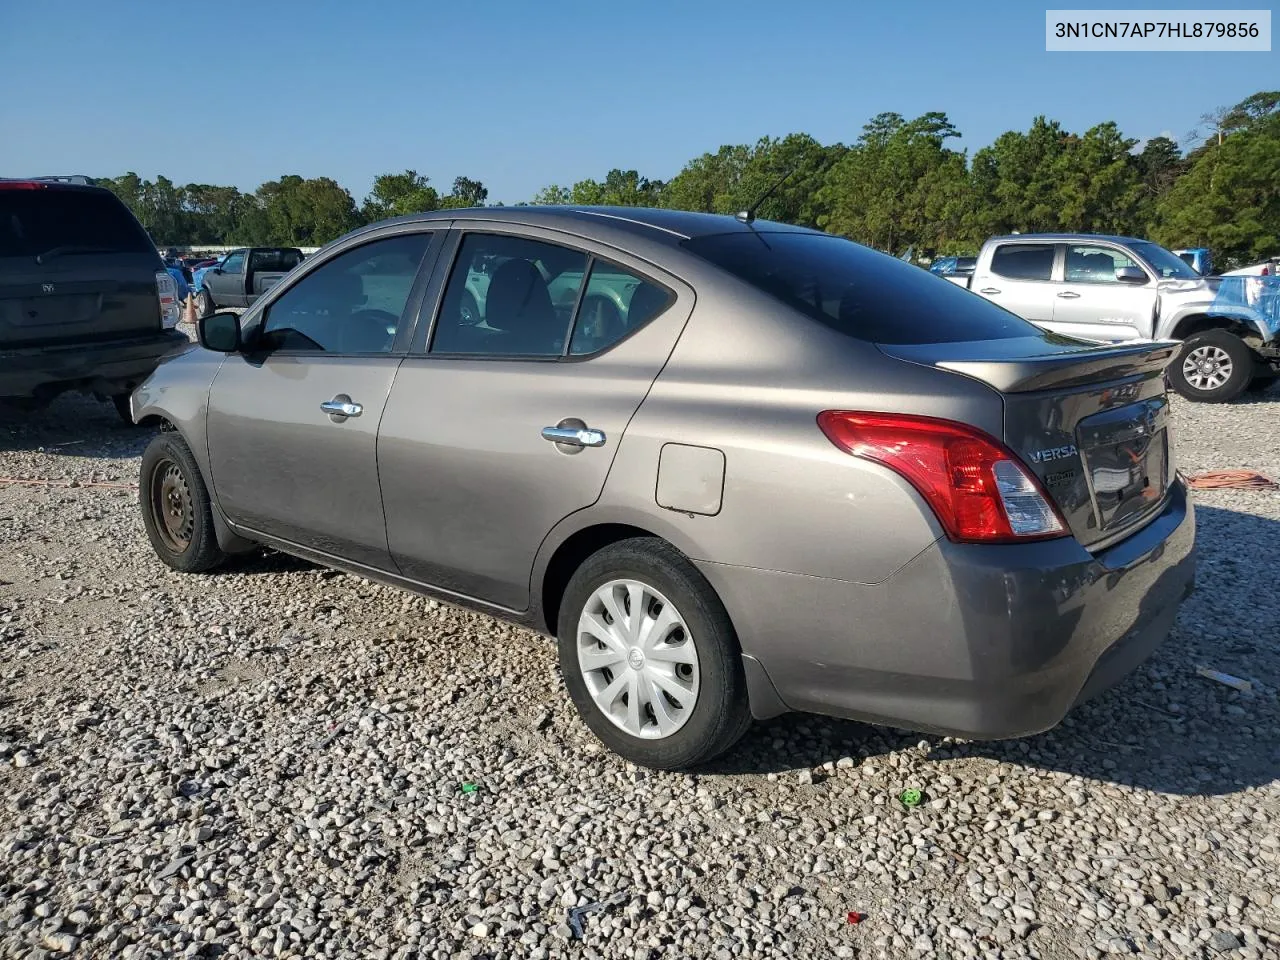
(987, 241), (1061, 284)
(415, 226), (677, 363)
(246, 227), (446, 359)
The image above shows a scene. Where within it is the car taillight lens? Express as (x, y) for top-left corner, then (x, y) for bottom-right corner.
(817, 411), (1067, 543)
(0, 181), (47, 191)
(155, 270), (180, 329)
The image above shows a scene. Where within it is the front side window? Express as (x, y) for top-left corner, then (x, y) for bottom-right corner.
(258, 232), (431, 354)
(1065, 245), (1139, 283)
(221, 251), (245, 275)
(989, 244), (1055, 281)
(432, 234), (588, 356)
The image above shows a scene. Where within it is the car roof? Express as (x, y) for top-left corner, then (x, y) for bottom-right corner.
(366, 206), (823, 246)
(987, 233), (1147, 245)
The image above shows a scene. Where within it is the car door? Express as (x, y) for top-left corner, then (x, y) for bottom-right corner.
(1048, 242), (1158, 341)
(974, 242), (1058, 326)
(209, 250), (246, 306)
(377, 226), (694, 610)
(205, 228), (442, 569)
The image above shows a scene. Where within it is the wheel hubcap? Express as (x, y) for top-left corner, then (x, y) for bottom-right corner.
(1183, 345), (1233, 390)
(151, 459), (194, 552)
(577, 579), (700, 740)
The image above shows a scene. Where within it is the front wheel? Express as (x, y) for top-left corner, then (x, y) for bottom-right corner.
(139, 433), (228, 573)
(1166, 330), (1254, 403)
(556, 538), (751, 769)
(196, 289), (215, 319)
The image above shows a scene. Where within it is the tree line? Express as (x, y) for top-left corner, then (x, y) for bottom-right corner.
(98, 89), (1278, 267)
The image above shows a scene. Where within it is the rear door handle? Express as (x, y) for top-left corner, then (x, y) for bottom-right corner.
(321, 396), (363, 419)
(542, 425), (606, 447)
(978, 287), (1001, 295)
(1056, 291), (1081, 299)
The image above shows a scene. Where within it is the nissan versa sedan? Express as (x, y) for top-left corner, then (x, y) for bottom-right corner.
(130, 207), (1196, 770)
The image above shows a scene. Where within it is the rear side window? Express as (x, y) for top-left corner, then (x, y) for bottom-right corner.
(249, 249), (303, 272)
(568, 262), (672, 356)
(0, 188), (152, 259)
(682, 232), (1037, 345)
(990, 244), (1056, 281)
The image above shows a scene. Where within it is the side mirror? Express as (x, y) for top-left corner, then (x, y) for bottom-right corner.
(198, 312), (242, 353)
(213, 267), (223, 274)
(1115, 266), (1147, 284)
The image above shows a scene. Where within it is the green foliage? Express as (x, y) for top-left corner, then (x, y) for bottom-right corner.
(1152, 109), (1280, 263)
(95, 89), (1278, 267)
(362, 170), (440, 222)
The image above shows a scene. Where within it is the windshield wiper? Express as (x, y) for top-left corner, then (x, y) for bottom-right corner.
(35, 245), (119, 264)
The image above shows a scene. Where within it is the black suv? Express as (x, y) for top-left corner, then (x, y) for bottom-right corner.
(0, 176), (190, 422)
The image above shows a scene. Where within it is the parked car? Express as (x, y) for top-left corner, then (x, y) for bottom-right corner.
(954, 233), (1280, 401)
(193, 247), (305, 317)
(131, 208), (1196, 769)
(1222, 256), (1279, 277)
(1, 176), (187, 422)
(929, 255), (976, 283)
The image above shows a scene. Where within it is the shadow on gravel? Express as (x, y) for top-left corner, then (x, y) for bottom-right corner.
(710, 504), (1280, 798)
(0, 394), (156, 458)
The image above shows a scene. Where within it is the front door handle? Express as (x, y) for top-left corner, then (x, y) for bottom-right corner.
(542, 425), (606, 447)
(1056, 291), (1081, 299)
(978, 287), (1001, 295)
(321, 396), (363, 419)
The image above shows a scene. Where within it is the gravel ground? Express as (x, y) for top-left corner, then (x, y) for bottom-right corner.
(1, 383), (1279, 960)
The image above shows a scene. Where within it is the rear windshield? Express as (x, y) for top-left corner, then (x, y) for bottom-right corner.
(0, 188), (153, 259)
(683, 232), (1037, 344)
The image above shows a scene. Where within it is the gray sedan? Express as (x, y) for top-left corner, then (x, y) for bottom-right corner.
(131, 207), (1196, 770)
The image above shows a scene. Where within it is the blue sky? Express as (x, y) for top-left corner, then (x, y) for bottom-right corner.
(1, 0), (1276, 204)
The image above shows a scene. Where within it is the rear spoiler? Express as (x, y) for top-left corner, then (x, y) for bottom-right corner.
(879, 339), (1179, 393)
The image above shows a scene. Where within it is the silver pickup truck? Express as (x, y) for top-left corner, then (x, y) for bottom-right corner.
(949, 234), (1280, 401)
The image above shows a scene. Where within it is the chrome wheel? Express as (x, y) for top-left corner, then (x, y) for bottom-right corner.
(577, 579), (700, 740)
(1182, 345), (1233, 391)
(150, 458), (193, 553)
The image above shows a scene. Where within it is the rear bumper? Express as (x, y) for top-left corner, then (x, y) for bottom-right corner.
(697, 480), (1196, 739)
(0, 330), (190, 399)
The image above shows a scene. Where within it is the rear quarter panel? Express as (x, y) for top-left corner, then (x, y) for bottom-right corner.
(538, 270), (1007, 586)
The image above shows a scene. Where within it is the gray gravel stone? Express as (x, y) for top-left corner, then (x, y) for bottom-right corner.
(2, 387), (1279, 959)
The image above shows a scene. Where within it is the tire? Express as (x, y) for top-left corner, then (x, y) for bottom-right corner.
(1245, 375), (1278, 394)
(139, 433), (228, 573)
(112, 394), (140, 426)
(1166, 330), (1254, 403)
(196, 289), (215, 319)
(556, 537), (752, 769)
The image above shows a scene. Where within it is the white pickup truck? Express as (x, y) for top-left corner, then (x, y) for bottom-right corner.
(948, 233), (1280, 401)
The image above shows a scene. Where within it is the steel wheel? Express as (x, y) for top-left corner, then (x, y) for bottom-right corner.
(577, 578), (700, 740)
(149, 458), (194, 553)
(1182, 345), (1233, 391)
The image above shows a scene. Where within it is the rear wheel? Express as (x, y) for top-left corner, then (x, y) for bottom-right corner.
(1167, 330), (1253, 403)
(140, 433), (227, 573)
(556, 538), (751, 769)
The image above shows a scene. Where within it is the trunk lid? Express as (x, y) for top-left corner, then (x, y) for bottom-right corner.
(879, 336), (1179, 549)
(0, 186), (163, 348)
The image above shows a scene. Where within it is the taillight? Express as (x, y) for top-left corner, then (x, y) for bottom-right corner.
(817, 411), (1067, 544)
(155, 270), (180, 329)
(0, 181), (48, 191)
